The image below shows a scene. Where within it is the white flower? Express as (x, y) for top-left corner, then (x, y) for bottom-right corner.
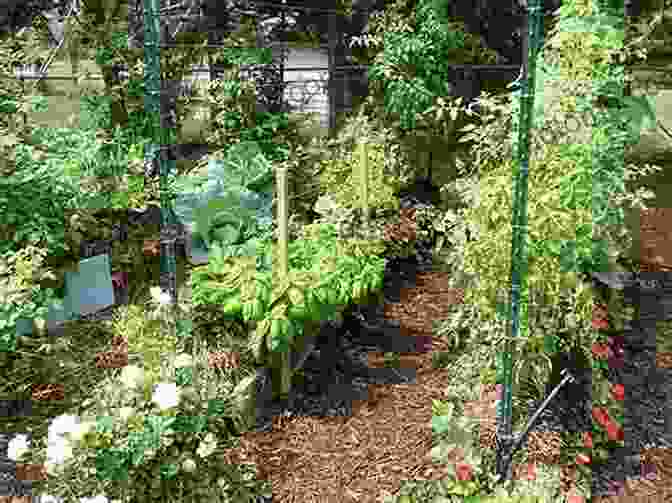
(48, 414), (79, 438)
(118, 406), (135, 422)
(150, 286), (172, 306)
(80, 495), (109, 503)
(152, 382), (180, 410)
(119, 365), (145, 389)
(46, 436), (74, 469)
(7, 434), (30, 461)
(39, 495), (63, 503)
(196, 433), (217, 459)
(173, 353), (193, 368)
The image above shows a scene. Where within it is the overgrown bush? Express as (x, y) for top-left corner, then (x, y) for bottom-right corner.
(446, 3), (662, 367)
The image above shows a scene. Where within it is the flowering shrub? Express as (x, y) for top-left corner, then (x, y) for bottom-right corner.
(562, 298), (626, 490)
(14, 360), (268, 502)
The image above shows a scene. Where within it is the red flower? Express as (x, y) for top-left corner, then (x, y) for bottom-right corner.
(611, 384), (625, 401)
(592, 303), (609, 330)
(605, 420), (624, 442)
(575, 453), (591, 465)
(526, 462), (537, 481)
(455, 462), (473, 481)
(592, 407), (612, 428)
(583, 432), (593, 449)
(592, 317), (609, 330)
(591, 343), (611, 360)
(567, 494), (586, 503)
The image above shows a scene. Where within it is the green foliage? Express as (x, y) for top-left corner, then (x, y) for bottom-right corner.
(0, 244), (58, 352)
(171, 140), (274, 258)
(218, 46), (273, 66)
(203, 58), (302, 165)
(368, 0), (499, 131)
(0, 139), (91, 256)
(190, 222), (386, 329)
(95, 31), (129, 67)
(318, 140), (401, 213)
(450, 0), (662, 370)
(107, 304), (178, 386)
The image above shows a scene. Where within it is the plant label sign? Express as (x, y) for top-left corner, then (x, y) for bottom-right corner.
(63, 253), (115, 317)
(14, 255), (114, 336)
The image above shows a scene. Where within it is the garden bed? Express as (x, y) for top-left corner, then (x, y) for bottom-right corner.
(5, 187), (672, 503)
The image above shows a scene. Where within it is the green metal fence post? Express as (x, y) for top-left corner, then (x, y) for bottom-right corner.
(495, 0), (545, 484)
(142, 0), (179, 306)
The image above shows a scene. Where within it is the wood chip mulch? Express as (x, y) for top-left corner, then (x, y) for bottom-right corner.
(638, 208), (672, 273)
(593, 447), (672, 502)
(593, 207), (672, 500)
(220, 272), (464, 503)
(215, 268), (584, 502)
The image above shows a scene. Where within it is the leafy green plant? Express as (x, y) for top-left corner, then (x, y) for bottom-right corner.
(317, 139), (401, 214)
(105, 303), (177, 388)
(0, 139), (88, 257)
(190, 223), (386, 376)
(448, 0), (662, 366)
(0, 245), (58, 352)
(171, 140), (274, 257)
(367, 0), (499, 132)
(202, 46), (306, 168)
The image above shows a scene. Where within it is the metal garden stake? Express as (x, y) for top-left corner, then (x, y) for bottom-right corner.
(142, 0), (179, 307)
(495, 0), (547, 484)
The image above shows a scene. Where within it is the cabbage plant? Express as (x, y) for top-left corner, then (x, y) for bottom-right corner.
(172, 141), (274, 258)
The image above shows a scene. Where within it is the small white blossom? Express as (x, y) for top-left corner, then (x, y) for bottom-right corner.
(150, 286), (172, 306)
(7, 434), (30, 461)
(45, 436), (74, 468)
(48, 414), (79, 439)
(79, 496), (109, 503)
(152, 382), (180, 410)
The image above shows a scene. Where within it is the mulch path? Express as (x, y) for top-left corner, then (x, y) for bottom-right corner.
(215, 209), (672, 502)
(219, 270), (465, 503)
(215, 269), (587, 502)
